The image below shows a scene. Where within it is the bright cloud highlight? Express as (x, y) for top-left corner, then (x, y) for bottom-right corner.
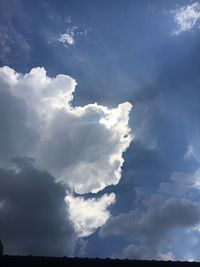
(65, 193), (116, 237)
(172, 2), (200, 35)
(59, 32), (75, 45)
(0, 66), (133, 195)
(0, 66), (133, 238)
(58, 25), (90, 46)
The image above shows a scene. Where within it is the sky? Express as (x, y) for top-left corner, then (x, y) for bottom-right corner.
(1, 0), (200, 261)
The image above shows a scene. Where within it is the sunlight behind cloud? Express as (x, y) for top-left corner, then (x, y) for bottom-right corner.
(0, 66), (133, 194)
(65, 193), (116, 237)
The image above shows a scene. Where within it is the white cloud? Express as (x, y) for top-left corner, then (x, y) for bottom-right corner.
(58, 25), (90, 46)
(184, 140), (200, 163)
(172, 2), (200, 35)
(0, 66), (133, 195)
(184, 144), (197, 161)
(65, 193), (116, 237)
(0, 66), (133, 237)
(59, 32), (75, 45)
(191, 168), (200, 190)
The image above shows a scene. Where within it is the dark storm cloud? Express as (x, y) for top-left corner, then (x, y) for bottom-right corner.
(0, 159), (76, 256)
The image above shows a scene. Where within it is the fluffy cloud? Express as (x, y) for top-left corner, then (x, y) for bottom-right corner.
(0, 66), (133, 195)
(101, 197), (200, 238)
(100, 196), (200, 260)
(172, 2), (200, 35)
(0, 159), (76, 256)
(65, 193), (116, 237)
(100, 169), (200, 260)
(0, 66), (132, 252)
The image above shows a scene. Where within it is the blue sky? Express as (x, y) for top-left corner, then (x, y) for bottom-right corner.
(1, 0), (200, 261)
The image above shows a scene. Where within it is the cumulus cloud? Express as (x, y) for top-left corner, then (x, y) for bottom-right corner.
(100, 168), (200, 260)
(172, 2), (200, 35)
(65, 193), (116, 237)
(0, 159), (76, 256)
(0, 66), (133, 195)
(100, 196), (200, 260)
(0, 66), (133, 252)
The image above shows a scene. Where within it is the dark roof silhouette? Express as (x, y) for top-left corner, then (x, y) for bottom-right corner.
(0, 255), (199, 267)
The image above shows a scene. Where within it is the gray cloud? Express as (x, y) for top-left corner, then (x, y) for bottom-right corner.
(0, 65), (133, 249)
(100, 173), (200, 260)
(0, 76), (36, 163)
(101, 197), (200, 237)
(0, 159), (76, 256)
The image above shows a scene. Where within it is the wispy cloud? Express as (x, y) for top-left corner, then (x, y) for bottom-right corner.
(58, 26), (90, 46)
(172, 2), (200, 35)
(45, 13), (91, 47)
(0, 0), (31, 64)
(184, 144), (198, 161)
(59, 31), (75, 45)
